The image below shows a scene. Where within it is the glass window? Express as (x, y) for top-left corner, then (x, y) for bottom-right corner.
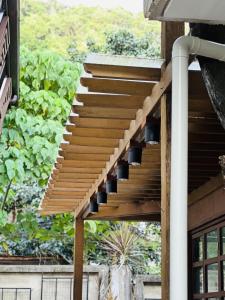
(223, 261), (225, 291)
(193, 267), (204, 294)
(206, 230), (218, 259)
(207, 263), (218, 293)
(193, 236), (204, 262)
(192, 220), (225, 299)
(222, 227), (225, 255)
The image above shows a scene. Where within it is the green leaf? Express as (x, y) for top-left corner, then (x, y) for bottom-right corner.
(5, 159), (16, 180)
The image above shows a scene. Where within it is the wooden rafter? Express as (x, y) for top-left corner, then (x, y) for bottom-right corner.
(85, 201), (161, 221)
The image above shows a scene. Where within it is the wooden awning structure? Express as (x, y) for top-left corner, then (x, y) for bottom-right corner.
(41, 53), (225, 219)
(41, 54), (167, 220)
(40, 50), (225, 224)
(39, 23), (225, 300)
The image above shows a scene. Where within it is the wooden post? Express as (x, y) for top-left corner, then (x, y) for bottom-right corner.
(161, 95), (171, 300)
(161, 22), (185, 63)
(160, 22), (184, 300)
(73, 217), (84, 300)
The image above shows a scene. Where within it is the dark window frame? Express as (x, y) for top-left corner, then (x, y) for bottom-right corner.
(191, 217), (225, 300)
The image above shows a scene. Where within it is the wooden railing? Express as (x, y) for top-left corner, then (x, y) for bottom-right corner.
(0, 77), (12, 133)
(0, 16), (12, 134)
(0, 17), (10, 78)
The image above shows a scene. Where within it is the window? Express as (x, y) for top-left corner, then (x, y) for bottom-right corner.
(191, 219), (225, 300)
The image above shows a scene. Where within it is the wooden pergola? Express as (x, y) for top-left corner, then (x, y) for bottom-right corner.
(40, 23), (225, 300)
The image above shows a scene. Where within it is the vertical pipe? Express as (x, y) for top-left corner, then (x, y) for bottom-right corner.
(170, 47), (189, 300)
(170, 36), (225, 300)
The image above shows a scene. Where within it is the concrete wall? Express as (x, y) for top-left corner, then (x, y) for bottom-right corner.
(0, 265), (161, 300)
(134, 275), (161, 300)
(0, 265), (108, 300)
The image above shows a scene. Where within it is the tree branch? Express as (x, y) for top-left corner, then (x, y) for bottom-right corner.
(1, 180), (12, 211)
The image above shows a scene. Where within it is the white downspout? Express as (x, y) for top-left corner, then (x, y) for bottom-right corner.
(170, 36), (225, 300)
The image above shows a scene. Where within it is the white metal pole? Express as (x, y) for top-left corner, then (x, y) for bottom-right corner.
(170, 36), (225, 300)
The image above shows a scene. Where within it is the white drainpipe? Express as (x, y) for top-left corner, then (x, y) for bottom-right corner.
(170, 36), (225, 300)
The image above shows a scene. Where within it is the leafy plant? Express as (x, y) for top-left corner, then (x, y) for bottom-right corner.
(0, 0), (162, 274)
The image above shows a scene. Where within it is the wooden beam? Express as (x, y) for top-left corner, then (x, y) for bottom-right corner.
(85, 201), (161, 220)
(73, 217), (84, 300)
(161, 22), (185, 63)
(75, 61), (172, 218)
(161, 95), (171, 300)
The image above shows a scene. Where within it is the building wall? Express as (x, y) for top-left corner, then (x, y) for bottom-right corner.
(0, 265), (107, 300)
(0, 265), (161, 300)
(134, 275), (161, 300)
(188, 186), (225, 230)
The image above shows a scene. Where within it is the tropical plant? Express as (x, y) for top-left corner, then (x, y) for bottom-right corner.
(101, 223), (161, 274)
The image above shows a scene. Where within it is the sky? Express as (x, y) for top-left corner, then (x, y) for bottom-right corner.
(56, 0), (143, 13)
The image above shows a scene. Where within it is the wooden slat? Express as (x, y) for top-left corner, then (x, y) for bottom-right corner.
(81, 77), (156, 95)
(60, 144), (114, 155)
(69, 116), (131, 129)
(64, 135), (119, 148)
(76, 93), (146, 108)
(84, 55), (164, 81)
(66, 127), (125, 139)
(74, 106), (137, 119)
(57, 153), (110, 161)
(52, 173), (99, 180)
(53, 167), (102, 174)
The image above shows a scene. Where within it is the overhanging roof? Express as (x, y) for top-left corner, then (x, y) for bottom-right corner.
(40, 53), (225, 219)
(144, 0), (225, 24)
(40, 54), (168, 218)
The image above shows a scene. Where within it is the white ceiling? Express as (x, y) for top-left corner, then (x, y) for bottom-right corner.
(165, 0), (225, 23)
(145, 0), (225, 24)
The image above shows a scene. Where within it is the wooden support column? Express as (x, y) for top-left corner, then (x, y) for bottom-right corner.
(73, 217), (84, 300)
(161, 22), (185, 63)
(160, 22), (184, 300)
(161, 95), (171, 300)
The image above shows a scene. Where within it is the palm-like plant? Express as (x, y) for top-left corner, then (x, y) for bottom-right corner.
(101, 223), (148, 272)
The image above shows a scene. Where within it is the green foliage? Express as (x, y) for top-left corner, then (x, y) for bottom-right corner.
(0, 48), (81, 190)
(20, 47), (81, 101)
(90, 29), (160, 58)
(0, 183), (74, 263)
(20, 0), (160, 58)
(84, 221), (161, 275)
(0, 44), (81, 260)
(100, 223), (161, 274)
(0, 0), (161, 274)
